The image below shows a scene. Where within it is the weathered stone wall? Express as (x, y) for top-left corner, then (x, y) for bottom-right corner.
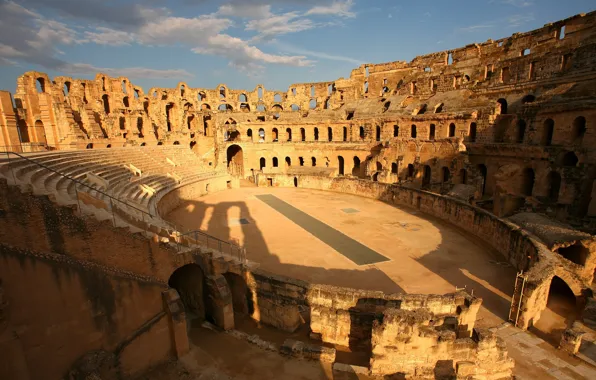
(0, 244), (175, 380)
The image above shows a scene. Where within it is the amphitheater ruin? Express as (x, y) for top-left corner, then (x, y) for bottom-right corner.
(1, 10), (596, 380)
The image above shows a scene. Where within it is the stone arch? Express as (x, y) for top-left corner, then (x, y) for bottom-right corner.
(222, 272), (252, 316)
(496, 98), (508, 115)
(168, 264), (208, 322)
(560, 151), (578, 167)
(102, 94), (110, 114)
(449, 123), (456, 137)
(227, 145), (244, 177)
(338, 156), (345, 175)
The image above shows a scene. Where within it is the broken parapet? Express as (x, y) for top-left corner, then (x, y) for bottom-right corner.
(280, 339), (336, 363)
(559, 321), (586, 355)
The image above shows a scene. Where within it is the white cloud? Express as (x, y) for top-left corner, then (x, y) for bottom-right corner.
(246, 11), (315, 40)
(218, 3), (271, 19)
(306, 0), (355, 18)
(61, 63), (192, 79)
(83, 27), (134, 46)
(192, 34), (313, 71)
(274, 42), (363, 65)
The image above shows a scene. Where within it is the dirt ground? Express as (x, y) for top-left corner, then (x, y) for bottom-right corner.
(166, 187), (517, 327)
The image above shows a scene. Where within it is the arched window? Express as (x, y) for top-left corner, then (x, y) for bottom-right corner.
(63, 81), (70, 97)
(273, 157), (278, 167)
(239, 94), (247, 102)
(309, 99), (316, 109)
(376, 125), (381, 141)
(102, 94), (110, 114)
(548, 171), (561, 202)
(521, 168), (535, 196)
(219, 86), (226, 99)
(180, 84), (185, 97)
(314, 127), (319, 141)
(515, 120), (526, 143)
(286, 128), (292, 141)
(123, 96), (129, 108)
(260, 157), (266, 170)
(441, 167), (450, 182)
(496, 98), (508, 114)
(469, 122), (477, 142)
(411, 125), (417, 138)
(429, 124), (435, 140)
(359, 126), (364, 139)
(394, 125), (399, 137)
(407, 164), (415, 178)
(258, 128), (265, 142)
(572, 116), (586, 144)
(343, 126), (348, 141)
(542, 119), (554, 146)
(328, 127), (333, 141)
(36, 78), (45, 93)
(449, 123), (456, 137)
(247, 129), (253, 141)
(300, 128), (306, 141)
(391, 163), (398, 174)
(561, 151), (578, 167)
(311, 157), (317, 166)
(352, 156), (361, 176)
(338, 156), (345, 175)
(272, 128), (279, 142)
(285, 157), (291, 167)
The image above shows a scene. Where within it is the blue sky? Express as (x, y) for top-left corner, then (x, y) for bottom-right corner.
(0, 0), (593, 93)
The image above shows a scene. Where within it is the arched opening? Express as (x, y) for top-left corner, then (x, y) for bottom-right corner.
(239, 94), (247, 102)
(459, 168), (467, 185)
(469, 122), (477, 142)
(157, 141), (163, 146)
(123, 96), (129, 108)
(36, 78), (45, 93)
(411, 125), (417, 138)
(391, 162), (398, 174)
(314, 127), (319, 141)
(286, 128), (292, 141)
(429, 124), (435, 140)
(219, 86), (226, 99)
(102, 94), (110, 114)
(273, 157), (279, 167)
(17, 121), (29, 143)
(173, 141), (180, 145)
(260, 157), (266, 170)
(294, 177), (298, 187)
(190, 141), (196, 150)
(422, 165), (431, 187)
(328, 127), (333, 141)
(521, 168), (535, 196)
(257, 87), (263, 99)
(309, 99), (316, 109)
(291, 104), (300, 112)
(338, 156), (345, 175)
(166, 103), (174, 132)
(227, 145), (244, 177)
(393, 125), (399, 137)
(198, 92), (206, 101)
(258, 128), (265, 142)
(477, 164), (487, 195)
(406, 164), (415, 179)
(299, 157), (304, 166)
(300, 128), (305, 141)
(272, 128), (279, 142)
(352, 156), (361, 176)
(343, 126), (348, 141)
(86, 143), (93, 149)
(542, 119), (554, 146)
(561, 151), (578, 167)
(441, 167), (450, 183)
(571, 116), (586, 144)
(359, 126), (365, 140)
(106, 144), (111, 148)
(63, 82), (70, 97)
(533, 276), (577, 345)
(168, 264), (208, 323)
(137, 118), (144, 137)
(376, 125), (381, 141)
(222, 273), (251, 317)
(547, 171), (561, 202)
(496, 98), (508, 115)
(515, 119), (526, 143)
(285, 157), (291, 167)
(449, 123), (456, 137)
(311, 157), (316, 166)
(121, 80), (127, 93)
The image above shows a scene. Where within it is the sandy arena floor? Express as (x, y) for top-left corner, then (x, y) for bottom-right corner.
(165, 186), (517, 326)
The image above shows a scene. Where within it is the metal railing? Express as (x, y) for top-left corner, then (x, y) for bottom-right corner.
(1, 150), (246, 264)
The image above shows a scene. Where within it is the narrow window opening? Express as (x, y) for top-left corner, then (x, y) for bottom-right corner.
(411, 125), (417, 138)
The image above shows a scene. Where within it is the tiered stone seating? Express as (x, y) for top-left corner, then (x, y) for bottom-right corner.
(0, 146), (218, 222)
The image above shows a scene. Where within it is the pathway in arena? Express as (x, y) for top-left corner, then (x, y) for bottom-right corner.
(256, 194), (389, 265)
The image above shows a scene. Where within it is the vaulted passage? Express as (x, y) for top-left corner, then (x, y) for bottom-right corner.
(168, 264), (208, 322)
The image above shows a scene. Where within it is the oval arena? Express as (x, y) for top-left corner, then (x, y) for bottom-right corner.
(2, 11), (596, 380)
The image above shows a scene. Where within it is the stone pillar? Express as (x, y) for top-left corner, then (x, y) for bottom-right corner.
(162, 289), (189, 358)
(205, 274), (234, 330)
(559, 322), (585, 355)
(0, 91), (21, 150)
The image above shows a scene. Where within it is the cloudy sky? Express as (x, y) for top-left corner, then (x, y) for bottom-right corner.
(0, 0), (593, 92)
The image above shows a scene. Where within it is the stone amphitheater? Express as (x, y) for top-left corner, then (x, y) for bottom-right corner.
(2, 11), (596, 380)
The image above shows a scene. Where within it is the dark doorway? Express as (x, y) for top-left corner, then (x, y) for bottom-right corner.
(338, 156), (345, 175)
(168, 264), (208, 323)
(422, 165), (431, 187)
(227, 145), (244, 177)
